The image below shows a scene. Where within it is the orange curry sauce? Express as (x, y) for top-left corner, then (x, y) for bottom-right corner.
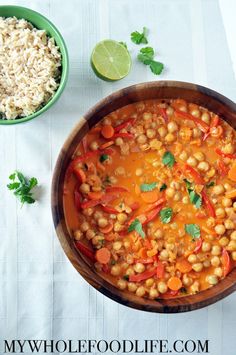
(63, 99), (236, 300)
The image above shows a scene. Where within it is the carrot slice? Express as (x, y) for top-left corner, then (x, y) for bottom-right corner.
(144, 197), (166, 212)
(101, 125), (115, 139)
(74, 168), (86, 183)
(222, 248), (231, 277)
(141, 190), (159, 203)
(129, 269), (157, 282)
(100, 141), (114, 149)
(87, 191), (103, 200)
(156, 262), (165, 278)
(138, 247), (148, 259)
(176, 259), (192, 273)
(228, 163), (236, 182)
(96, 248), (111, 264)
(210, 125), (223, 138)
(99, 222), (114, 234)
(167, 276), (183, 291)
(106, 186), (129, 193)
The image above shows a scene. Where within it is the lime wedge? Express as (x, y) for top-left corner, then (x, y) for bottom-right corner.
(91, 40), (131, 81)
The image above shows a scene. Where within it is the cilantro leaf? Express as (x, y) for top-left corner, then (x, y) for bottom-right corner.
(100, 154), (109, 163)
(185, 224), (201, 239)
(140, 182), (157, 192)
(189, 190), (202, 209)
(160, 207), (173, 224)
(128, 218), (145, 238)
(131, 27), (148, 44)
(137, 46), (154, 64)
(7, 171), (38, 206)
(162, 151), (175, 167)
(149, 60), (164, 75)
(183, 178), (192, 190)
(160, 183), (167, 192)
(206, 181), (215, 188)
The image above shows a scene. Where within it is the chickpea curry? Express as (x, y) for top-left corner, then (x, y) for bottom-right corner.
(63, 99), (236, 300)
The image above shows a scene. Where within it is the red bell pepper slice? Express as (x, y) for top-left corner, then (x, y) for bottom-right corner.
(218, 159), (229, 176)
(112, 132), (134, 139)
(129, 201), (140, 211)
(184, 164), (205, 184)
(215, 148), (236, 159)
(156, 262), (165, 278)
(161, 290), (179, 298)
(81, 193), (116, 209)
(143, 205), (163, 225)
(193, 238), (202, 253)
(75, 241), (95, 262)
(203, 115), (219, 141)
(222, 248), (231, 277)
(202, 190), (216, 217)
(144, 197), (166, 212)
(101, 205), (118, 214)
(175, 109), (209, 133)
(129, 268), (157, 282)
(159, 107), (168, 123)
(135, 258), (154, 264)
(114, 118), (135, 132)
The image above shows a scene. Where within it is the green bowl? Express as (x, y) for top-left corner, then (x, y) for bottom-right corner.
(0, 5), (69, 125)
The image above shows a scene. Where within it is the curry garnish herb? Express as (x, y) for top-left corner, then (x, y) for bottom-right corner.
(160, 207), (173, 224)
(128, 218), (145, 238)
(162, 151), (175, 167)
(131, 27), (148, 44)
(185, 224), (201, 239)
(7, 171), (38, 205)
(140, 182), (158, 192)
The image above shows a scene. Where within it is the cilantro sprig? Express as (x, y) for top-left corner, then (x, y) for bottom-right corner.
(160, 183), (167, 192)
(183, 179), (202, 209)
(140, 182), (157, 192)
(185, 224), (201, 240)
(160, 207), (173, 224)
(162, 151), (175, 168)
(131, 27), (148, 44)
(7, 171), (38, 205)
(138, 47), (164, 75)
(128, 218), (145, 238)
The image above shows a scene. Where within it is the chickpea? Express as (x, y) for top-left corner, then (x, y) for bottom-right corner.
(215, 224), (226, 235)
(136, 286), (146, 297)
(146, 129), (156, 139)
(74, 230), (82, 241)
(201, 112), (210, 124)
(83, 207), (94, 217)
(186, 156), (197, 167)
(188, 254), (197, 264)
(222, 197), (232, 207)
(144, 278), (154, 288)
(90, 141), (99, 151)
(92, 235), (104, 246)
(117, 279), (127, 290)
(225, 207), (234, 217)
(166, 106), (174, 116)
(159, 249), (169, 260)
(190, 281), (199, 293)
(114, 222), (123, 232)
(192, 263), (203, 272)
(211, 256), (221, 267)
(227, 240), (236, 251)
(137, 134), (147, 144)
(154, 229), (163, 239)
(166, 187), (175, 198)
(134, 263), (145, 274)
(111, 264), (122, 276)
(158, 126), (167, 138)
(158, 281), (168, 294)
(173, 192), (181, 201)
(143, 112), (152, 120)
(179, 151), (188, 161)
(113, 241), (122, 251)
(201, 241), (211, 252)
(212, 185), (225, 195)
(198, 161), (209, 172)
(135, 168), (143, 176)
(203, 260), (211, 268)
(233, 202), (236, 211)
(193, 128), (201, 138)
(219, 237), (229, 247)
(126, 267), (135, 276)
(224, 219), (234, 229)
(182, 196), (189, 204)
(98, 217), (108, 228)
(165, 133), (175, 143)
(149, 288), (159, 299)
(183, 274), (193, 287)
(231, 251), (236, 261)
(230, 231), (236, 240)
(94, 211), (103, 220)
(86, 229), (95, 240)
(79, 183), (90, 194)
(207, 275), (218, 285)
(222, 143), (234, 155)
(115, 137), (124, 146)
(167, 121), (178, 133)
(194, 151), (205, 161)
(224, 183), (232, 191)
(128, 282), (137, 292)
(214, 267), (223, 277)
(215, 207), (226, 219)
(211, 245), (221, 256)
(191, 109), (200, 118)
(117, 213), (127, 224)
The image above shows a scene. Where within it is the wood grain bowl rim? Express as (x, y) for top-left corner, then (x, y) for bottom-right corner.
(51, 80), (236, 313)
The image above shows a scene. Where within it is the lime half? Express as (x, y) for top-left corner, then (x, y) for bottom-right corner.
(91, 40), (131, 81)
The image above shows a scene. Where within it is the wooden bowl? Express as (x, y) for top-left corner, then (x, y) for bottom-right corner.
(52, 81), (236, 313)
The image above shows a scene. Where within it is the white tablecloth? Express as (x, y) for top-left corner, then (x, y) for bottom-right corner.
(0, 0), (236, 354)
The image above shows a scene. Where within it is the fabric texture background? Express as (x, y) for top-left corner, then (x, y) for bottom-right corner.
(0, 1), (235, 354)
